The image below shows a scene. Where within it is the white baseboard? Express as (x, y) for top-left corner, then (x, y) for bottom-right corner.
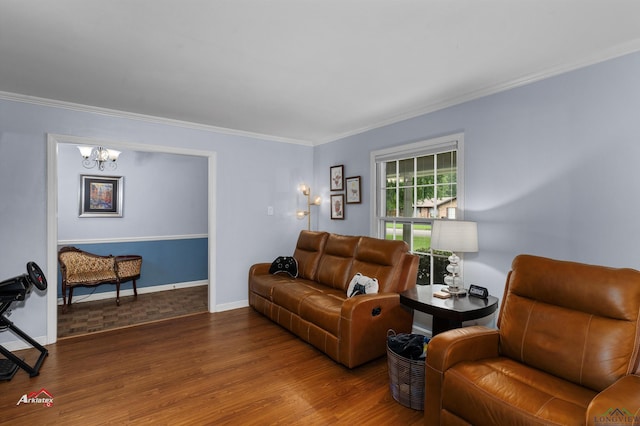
(2, 335), (48, 352)
(411, 323), (433, 339)
(215, 299), (248, 312)
(57, 280), (208, 305)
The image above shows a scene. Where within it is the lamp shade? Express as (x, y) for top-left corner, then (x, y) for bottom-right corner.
(108, 149), (121, 161)
(431, 220), (478, 253)
(77, 146), (93, 158)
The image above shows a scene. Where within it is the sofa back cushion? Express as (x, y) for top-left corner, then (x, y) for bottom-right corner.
(499, 254), (640, 392)
(293, 231), (329, 280)
(350, 237), (409, 293)
(59, 247), (118, 284)
(316, 234), (360, 290)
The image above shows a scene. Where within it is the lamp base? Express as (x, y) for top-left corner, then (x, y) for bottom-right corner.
(442, 287), (467, 296)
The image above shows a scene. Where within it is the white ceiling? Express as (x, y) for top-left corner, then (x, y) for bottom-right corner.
(2, 1), (640, 145)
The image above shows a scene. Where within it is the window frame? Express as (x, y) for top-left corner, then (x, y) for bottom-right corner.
(369, 133), (465, 285)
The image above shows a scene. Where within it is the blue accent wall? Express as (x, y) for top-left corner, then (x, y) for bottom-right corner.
(57, 238), (208, 298)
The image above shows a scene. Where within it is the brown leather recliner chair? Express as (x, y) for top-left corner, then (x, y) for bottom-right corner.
(425, 254), (640, 425)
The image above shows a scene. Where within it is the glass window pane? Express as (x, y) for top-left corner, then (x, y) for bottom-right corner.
(398, 187), (414, 217)
(416, 185), (435, 218)
(432, 254), (450, 285)
(385, 188), (396, 216)
(385, 222), (412, 245)
(384, 161), (397, 189)
(436, 151), (456, 184)
(416, 155), (434, 185)
(411, 223), (431, 253)
(384, 221), (395, 240)
(416, 254), (431, 285)
(398, 158), (414, 187)
(434, 184), (456, 218)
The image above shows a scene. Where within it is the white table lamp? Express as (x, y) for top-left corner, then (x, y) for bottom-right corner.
(430, 220), (478, 295)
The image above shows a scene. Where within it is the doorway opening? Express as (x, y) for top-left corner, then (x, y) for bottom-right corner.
(46, 134), (217, 343)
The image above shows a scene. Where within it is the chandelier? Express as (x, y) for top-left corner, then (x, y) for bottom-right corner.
(77, 146), (121, 171)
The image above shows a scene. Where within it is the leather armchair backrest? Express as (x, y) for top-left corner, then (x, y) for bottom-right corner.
(499, 254), (640, 391)
(350, 237), (409, 293)
(316, 234), (360, 290)
(396, 253), (420, 293)
(293, 231), (329, 280)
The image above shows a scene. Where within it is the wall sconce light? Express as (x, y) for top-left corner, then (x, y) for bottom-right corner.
(78, 146), (121, 171)
(296, 184), (321, 230)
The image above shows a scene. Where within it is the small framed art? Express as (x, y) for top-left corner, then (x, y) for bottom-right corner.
(345, 176), (361, 204)
(331, 194), (345, 220)
(330, 165), (344, 191)
(79, 175), (123, 217)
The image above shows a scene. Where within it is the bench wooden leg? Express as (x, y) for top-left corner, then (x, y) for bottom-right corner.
(116, 282), (120, 306)
(62, 282), (67, 307)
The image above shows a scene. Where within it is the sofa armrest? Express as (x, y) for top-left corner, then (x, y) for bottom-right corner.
(427, 325), (500, 371)
(586, 374), (640, 425)
(338, 293), (413, 368)
(425, 326), (500, 426)
(248, 263), (271, 279)
(115, 255), (142, 281)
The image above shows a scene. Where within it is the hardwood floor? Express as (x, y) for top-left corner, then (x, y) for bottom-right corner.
(1, 307), (424, 425)
(57, 285), (208, 338)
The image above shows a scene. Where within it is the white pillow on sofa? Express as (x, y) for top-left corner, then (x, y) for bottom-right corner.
(347, 273), (379, 298)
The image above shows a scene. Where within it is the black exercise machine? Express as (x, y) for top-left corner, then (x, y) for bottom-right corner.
(0, 262), (49, 380)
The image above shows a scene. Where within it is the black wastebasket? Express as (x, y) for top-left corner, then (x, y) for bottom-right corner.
(387, 330), (427, 410)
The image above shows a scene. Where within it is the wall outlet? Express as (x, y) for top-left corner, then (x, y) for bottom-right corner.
(267, 206), (274, 216)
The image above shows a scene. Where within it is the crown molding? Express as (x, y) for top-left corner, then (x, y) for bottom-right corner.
(0, 91), (314, 147)
(316, 41), (640, 145)
(4, 40), (640, 147)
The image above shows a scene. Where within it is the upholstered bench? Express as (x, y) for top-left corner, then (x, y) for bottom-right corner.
(58, 246), (142, 308)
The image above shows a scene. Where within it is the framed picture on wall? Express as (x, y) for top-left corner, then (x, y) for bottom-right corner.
(331, 194), (345, 220)
(345, 176), (361, 204)
(79, 175), (123, 217)
(330, 165), (344, 191)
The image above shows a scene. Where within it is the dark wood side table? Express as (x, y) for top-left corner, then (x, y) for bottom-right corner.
(400, 284), (499, 336)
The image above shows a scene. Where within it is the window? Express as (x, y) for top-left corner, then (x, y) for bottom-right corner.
(370, 133), (464, 285)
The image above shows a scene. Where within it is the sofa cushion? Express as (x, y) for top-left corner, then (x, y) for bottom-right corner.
(250, 272), (295, 300)
(500, 255), (640, 391)
(443, 357), (596, 425)
(350, 237), (408, 292)
(293, 231), (329, 281)
(271, 280), (326, 315)
(316, 234), (359, 290)
(299, 290), (345, 335)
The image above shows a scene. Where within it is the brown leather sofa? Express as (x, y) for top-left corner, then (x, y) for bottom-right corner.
(425, 254), (640, 425)
(249, 230), (419, 368)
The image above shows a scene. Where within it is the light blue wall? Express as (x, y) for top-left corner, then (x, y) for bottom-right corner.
(57, 144), (209, 239)
(0, 99), (313, 344)
(57, 239), (209, 298)
(3, 50), (640, 345)
(315, 51), (640, 299)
